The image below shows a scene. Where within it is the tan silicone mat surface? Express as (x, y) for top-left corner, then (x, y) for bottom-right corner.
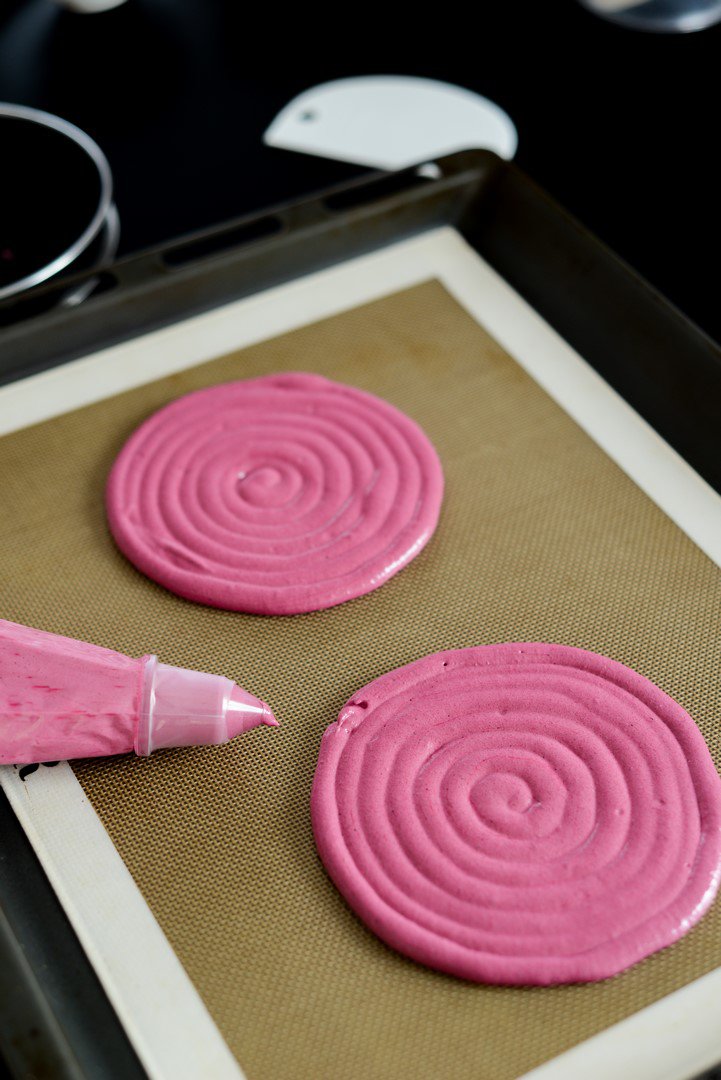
(2, 280), (721, 1080)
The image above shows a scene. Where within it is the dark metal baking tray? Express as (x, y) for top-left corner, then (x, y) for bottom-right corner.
(1, 149), (720, 1080)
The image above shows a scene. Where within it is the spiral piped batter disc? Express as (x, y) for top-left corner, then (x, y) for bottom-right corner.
(311, 643), (721, 985)
(106, 373), (443, 614)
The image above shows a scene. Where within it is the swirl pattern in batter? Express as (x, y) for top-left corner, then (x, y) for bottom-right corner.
(311, 643), (721, 984)
(106, 372), (444, 614)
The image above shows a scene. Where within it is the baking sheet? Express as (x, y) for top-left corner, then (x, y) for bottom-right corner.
(2, 228), (721, 1080)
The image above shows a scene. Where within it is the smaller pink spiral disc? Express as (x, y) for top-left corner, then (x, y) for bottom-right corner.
(106, 373), (443, 615)
(311, 643), (721, 985)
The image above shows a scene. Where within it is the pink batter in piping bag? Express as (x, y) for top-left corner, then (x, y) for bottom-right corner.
(0, 618), (277, 765)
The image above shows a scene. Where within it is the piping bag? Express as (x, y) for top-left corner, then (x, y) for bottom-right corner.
(0, 618), (277, 765)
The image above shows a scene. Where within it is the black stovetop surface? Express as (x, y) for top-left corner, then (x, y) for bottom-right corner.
(1, 0), (719, 337)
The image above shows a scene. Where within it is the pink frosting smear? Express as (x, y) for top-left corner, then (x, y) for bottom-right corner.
(106, 372), (444, 615)
(311, 643), (721, 985)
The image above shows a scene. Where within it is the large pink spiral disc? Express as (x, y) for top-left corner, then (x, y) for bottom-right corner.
(106, 373), (443, 614)
(311, 643), (721, 984)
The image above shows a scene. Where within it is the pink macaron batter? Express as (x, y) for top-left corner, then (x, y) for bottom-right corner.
(311, 643), (721, 985)
(106, 372), (444, 615)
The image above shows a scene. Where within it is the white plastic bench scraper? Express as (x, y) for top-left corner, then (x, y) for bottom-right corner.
(263, 75), (517, 170)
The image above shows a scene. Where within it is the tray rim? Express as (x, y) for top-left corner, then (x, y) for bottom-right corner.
(1, 152), (721, 1080)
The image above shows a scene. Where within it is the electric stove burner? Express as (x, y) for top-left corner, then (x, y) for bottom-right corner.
(0, 103), (118, 307)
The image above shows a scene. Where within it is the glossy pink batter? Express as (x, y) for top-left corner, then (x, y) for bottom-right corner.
(0, 619), (140, 762)
(106, 373), (444, 615)
(311, 643), (721, 985)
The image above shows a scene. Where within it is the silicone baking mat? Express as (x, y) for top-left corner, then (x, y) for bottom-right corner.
(2, 277), (721, 1080)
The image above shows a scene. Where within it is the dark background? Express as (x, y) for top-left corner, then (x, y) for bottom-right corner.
(1, 0), (720, 342)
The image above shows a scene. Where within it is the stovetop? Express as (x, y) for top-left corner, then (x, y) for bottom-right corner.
(1, 0), (719, 344)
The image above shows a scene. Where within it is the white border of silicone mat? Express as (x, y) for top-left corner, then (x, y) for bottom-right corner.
(2, 226), (721, 1080)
